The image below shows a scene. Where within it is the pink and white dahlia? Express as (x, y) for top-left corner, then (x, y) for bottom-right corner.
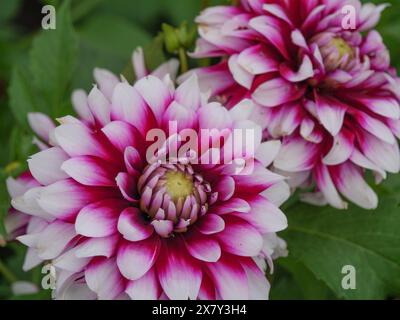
(186, 0), (400, 209)
(10, 54), (288, 299)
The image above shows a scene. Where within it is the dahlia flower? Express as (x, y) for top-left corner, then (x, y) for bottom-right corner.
(9, 49), (289, 300)
(186, 0), (400, 209)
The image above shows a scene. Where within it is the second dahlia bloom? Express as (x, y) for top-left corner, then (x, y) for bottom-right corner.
(11, 65), (288, 299)
(187, 0), (400, 209)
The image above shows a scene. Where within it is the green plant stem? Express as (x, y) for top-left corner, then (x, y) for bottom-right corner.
(0, 259), (17, 284)
(179, 48), (189, 74)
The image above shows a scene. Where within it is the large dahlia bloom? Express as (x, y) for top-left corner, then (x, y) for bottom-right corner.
(9, 52), (288, 299)
(186, 0), (400, 209)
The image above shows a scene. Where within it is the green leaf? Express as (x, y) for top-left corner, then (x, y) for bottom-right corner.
(0, 0), (22, 24)
(74, 13), (151, 89)
(271, 257), (335, 300)
(71, 0), (104, 22)
(8, 65), (41, 128)
(29, 0), (78, 118)
(8, 0), (78, 129)
(281, 181), (400, 299)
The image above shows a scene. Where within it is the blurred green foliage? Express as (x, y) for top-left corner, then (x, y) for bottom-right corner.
(0, 0), (399, 300)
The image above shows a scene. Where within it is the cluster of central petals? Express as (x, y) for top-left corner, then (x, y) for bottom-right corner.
(138, 161), (213, 237)
(185, 0), (400, 209)
(10, 60), (289, 300)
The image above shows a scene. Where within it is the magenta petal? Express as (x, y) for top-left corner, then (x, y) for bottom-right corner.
(28, 147), (69, 186)
(134, 75), (172, 125)
(252, 77), (305, 107)
(322, 129), (354, 166)
(228, 54), (254, 89)
(27, 112), (55, 143)
(233, 195), (287, 233)
(37, 179), (118, 220)
(62, 156), (118, 187)
(71, 90), (94, 125)
(314, 163), (346, 209)
(54, 123), (113, 161)
(315, 94), (347, 136)
(213, 176), (235, 201)
(87, 85), (111, 127)
(196, 214), (225, 235)
(249, 16), (290, 60)
(85, 257), (125, 300)
(157, 239), (202, 300)
(111, 83), (156, 135)
(352, 95), (400, 119)
(75, 235), (119, 258)
(93, 68), (119, 101)
(237, 44), (278, 75)
(330, 162), (378, 209)
(124, 147), (143, 174)
(234, 161), (284, 194)
(352, 110), (396, 144)
(267, 102), (303, 138)
(116, 236), (160, 281)
(125, 268), (161, 300)
(240, 258), (270, 300)
(116, 172), (139, 202)
(358, 130), (400, 173)
(198, 273), (216, 300)
(118, 207), (154, 241)
(75, 199), (127, 237)
(206, 254), (249, 300)
(35, 221), (76, 260)
(151, 220), (174, 238)
(274, 136), (320, 172)
(280, 54), (314, 82)
(217, 216), (263, 257)
(174, 74), (201, 110)
(184, 230), (221, 262)
(101, 121), (143, 154)
(212, 198), (250, 215)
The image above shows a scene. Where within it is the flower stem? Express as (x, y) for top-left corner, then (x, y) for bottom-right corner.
(179, 48), (189, 74)
(0, 259), (17, 284)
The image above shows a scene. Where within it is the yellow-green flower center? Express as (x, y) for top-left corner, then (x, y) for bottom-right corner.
(330, 38), (354, 60)
(165, 171), (194, 202)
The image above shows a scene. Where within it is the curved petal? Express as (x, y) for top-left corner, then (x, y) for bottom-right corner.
(134, 75), (172, 125)
(322, 129), (354, 165)
(156, 239), (202, 300)
(315, 94), (347, 136)
(233, 196), (288, 233)
(125, 268), (161, 300)
(252, 77), (305, 107)
(75, 199), (127, 237)
(184, 230), (221, 262)
(62, 156), (119, 187)
(206, 254), (248, 300)
(196, 214), (225, 235)
(330, 162), (378, 209)
(314, 162), (347, 209)
(117, 207), (154, 241)
(217, 216), (263, 257)
(85, 258), (125, 300)
(274, 137), (320, 172)
(117, 236), (160, 281)
(28, 147), (69, 186)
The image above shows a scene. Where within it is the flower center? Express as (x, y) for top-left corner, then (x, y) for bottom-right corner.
(137, 162), (215, 237)
(319, 37), (355, 72)
(330, 38), (354, 60)
(165, 171), (194, 202)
